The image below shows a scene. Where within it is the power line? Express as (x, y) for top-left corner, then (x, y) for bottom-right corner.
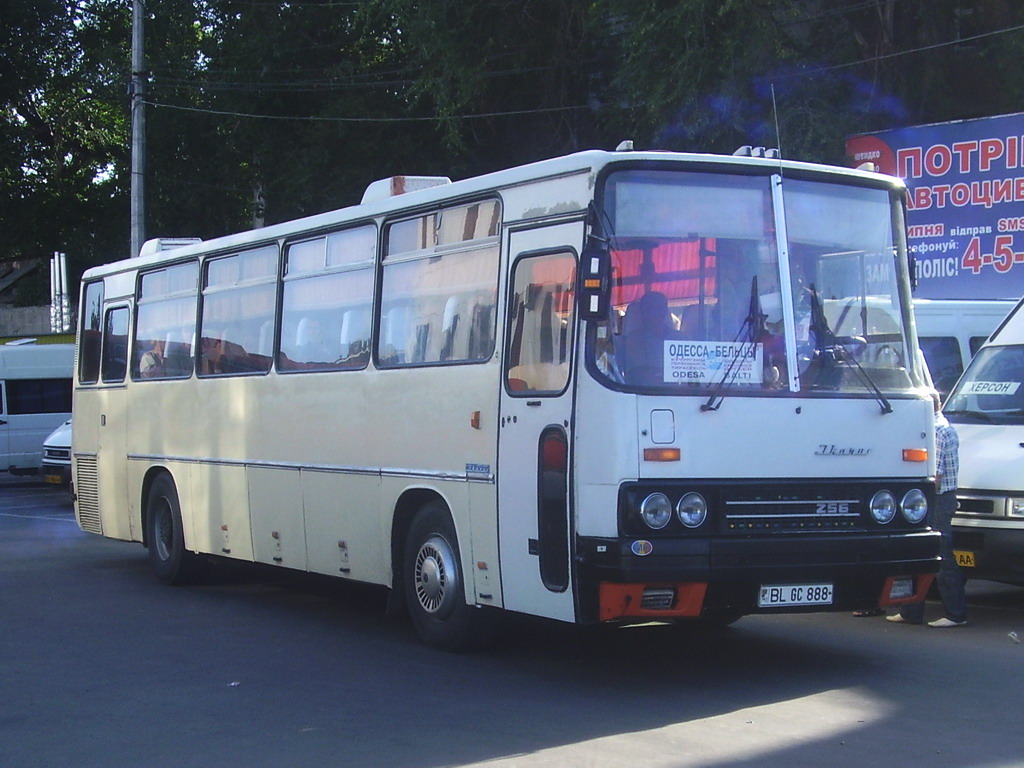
(142, 99), (589, 123)
(149, 64), (552, 94)
(773, 21), (1024, 79)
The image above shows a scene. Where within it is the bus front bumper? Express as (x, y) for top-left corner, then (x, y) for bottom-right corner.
(576, 530), (940, 623)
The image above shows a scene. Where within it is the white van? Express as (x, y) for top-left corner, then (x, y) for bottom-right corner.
(943, 298), (1024, 585)
(0, 342), (75, 475)
(913, 299), (1014, 399)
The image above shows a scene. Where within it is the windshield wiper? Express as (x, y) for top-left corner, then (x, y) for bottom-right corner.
(702, 277), (766, 412)
(807, 285), (892, 415)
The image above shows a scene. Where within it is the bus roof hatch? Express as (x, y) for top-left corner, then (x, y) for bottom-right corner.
(361, 175), (452, 204)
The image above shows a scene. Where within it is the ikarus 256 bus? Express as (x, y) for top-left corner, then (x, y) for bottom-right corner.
(73, 147), (940, 649)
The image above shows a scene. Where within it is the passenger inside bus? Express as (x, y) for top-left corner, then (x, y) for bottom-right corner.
(138, 338), (165, 378)
(619, 291), (678, 384)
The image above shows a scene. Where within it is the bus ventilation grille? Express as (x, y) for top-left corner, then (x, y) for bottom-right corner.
(75, 456), (102, 535)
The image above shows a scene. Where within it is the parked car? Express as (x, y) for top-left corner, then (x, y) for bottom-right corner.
(40, 419), (71, 490)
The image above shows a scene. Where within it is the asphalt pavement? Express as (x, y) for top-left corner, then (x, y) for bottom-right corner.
(2, 473), (1023, 768)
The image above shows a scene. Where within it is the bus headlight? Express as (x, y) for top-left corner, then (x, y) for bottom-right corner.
(676, 492), (708, 528)
(639, 493), (672, 530)
(901, 489), (928, 524)
(870, 490), (896, 524)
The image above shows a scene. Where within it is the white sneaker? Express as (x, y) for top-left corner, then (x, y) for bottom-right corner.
(928, 617), (966, 628)
(885, 614), (920, 624)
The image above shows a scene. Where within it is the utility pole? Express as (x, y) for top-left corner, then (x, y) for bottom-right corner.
(130, 0), (146, 259)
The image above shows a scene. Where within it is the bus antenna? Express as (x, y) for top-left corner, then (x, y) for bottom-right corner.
(771, 83), (783, 162)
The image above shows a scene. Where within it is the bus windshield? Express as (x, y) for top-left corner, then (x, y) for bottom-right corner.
(945, 345), (1024, 425)
(590, 168), (922, 397)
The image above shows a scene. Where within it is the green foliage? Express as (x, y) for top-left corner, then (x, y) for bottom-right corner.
(2, 0), (1023, 304)
(1, 0), (130, 279)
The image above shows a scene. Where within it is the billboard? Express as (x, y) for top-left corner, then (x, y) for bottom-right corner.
(846, 112), (1024, 301)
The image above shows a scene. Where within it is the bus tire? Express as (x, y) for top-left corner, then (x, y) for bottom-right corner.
(146, 473), (202, 585)
(403, 501), (495, 651)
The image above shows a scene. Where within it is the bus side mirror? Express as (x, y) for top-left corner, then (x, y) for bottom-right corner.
(578, 242), (611, 321)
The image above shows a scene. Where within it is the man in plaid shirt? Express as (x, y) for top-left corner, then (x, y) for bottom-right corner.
(887, 401), (968, 627)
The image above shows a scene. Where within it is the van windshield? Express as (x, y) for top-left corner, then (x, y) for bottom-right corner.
(589, 168), (923, 398)
(945, 345), (1024, 425)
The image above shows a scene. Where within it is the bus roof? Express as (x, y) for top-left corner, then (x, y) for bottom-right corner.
(82, 148), (906, 280)
(0, 343), (75, 377)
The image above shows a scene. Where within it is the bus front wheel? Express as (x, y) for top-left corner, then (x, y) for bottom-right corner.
(403, 502), (495, 651)
(146, 473), (202, 585)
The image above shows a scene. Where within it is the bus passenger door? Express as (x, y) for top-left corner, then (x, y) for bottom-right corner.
(498, 223), (581, 622)
(95, 305), (132, 540)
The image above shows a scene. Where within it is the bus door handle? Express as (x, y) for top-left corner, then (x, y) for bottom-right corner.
(526, 400), (542, 407)
(0, 419), (6, 425)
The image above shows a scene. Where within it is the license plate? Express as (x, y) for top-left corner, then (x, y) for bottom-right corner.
(758, 583), (834, 607)
(888, 577), (915, 600)
(954, 550), (976, 567)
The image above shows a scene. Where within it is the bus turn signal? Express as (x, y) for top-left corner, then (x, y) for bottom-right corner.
(644, 448), (681, 462)
(902, 448), (928, 462)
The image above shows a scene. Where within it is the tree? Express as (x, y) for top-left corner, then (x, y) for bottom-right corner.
(3, 0), (1023, 308)
(0, 0), (130, 297)
(597, 0), (1024, 165)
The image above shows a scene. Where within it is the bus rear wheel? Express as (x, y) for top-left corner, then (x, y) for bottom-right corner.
(146, 473), (202, 585)
(403, 502), (495, 651)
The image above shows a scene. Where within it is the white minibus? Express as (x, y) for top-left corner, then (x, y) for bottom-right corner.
(944, 298), (1024, 584)
(0, 342), (75, 474)
(913, 299), (1014, 399)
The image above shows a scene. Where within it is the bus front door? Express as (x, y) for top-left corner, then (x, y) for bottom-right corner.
(498, 222), (581, 622)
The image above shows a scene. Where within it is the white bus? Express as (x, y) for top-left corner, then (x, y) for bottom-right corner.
(73, 148), (940, 649)
(0, 341), (74, 475)
(943, 297), (1024, 585)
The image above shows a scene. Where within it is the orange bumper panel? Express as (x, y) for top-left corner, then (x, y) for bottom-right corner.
(879, 573), (935, 607)
(599, 582), (708, 621)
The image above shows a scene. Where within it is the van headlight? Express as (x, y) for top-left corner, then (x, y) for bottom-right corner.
(901, 489), (928, 524)
(640, 493), (673, 529)
(676, 492), (708, 528)
(870, 490), (897, 524)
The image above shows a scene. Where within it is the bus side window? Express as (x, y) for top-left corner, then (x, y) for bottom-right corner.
(412, 323), (430, 363)
(258, 321), (274, 358)
(505, 252), (576, 395)
(294, 317), (334, 364)
(379, 306), (408, 364)
(101, 307), (130, 383)
(439, 297), (460, 361)
(467, 299), (496, 361)
(79, 281), (104, 384)
(199, 330), (224, 375)
(162, 330), (193, 376)
(338, 309), (370, 366)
